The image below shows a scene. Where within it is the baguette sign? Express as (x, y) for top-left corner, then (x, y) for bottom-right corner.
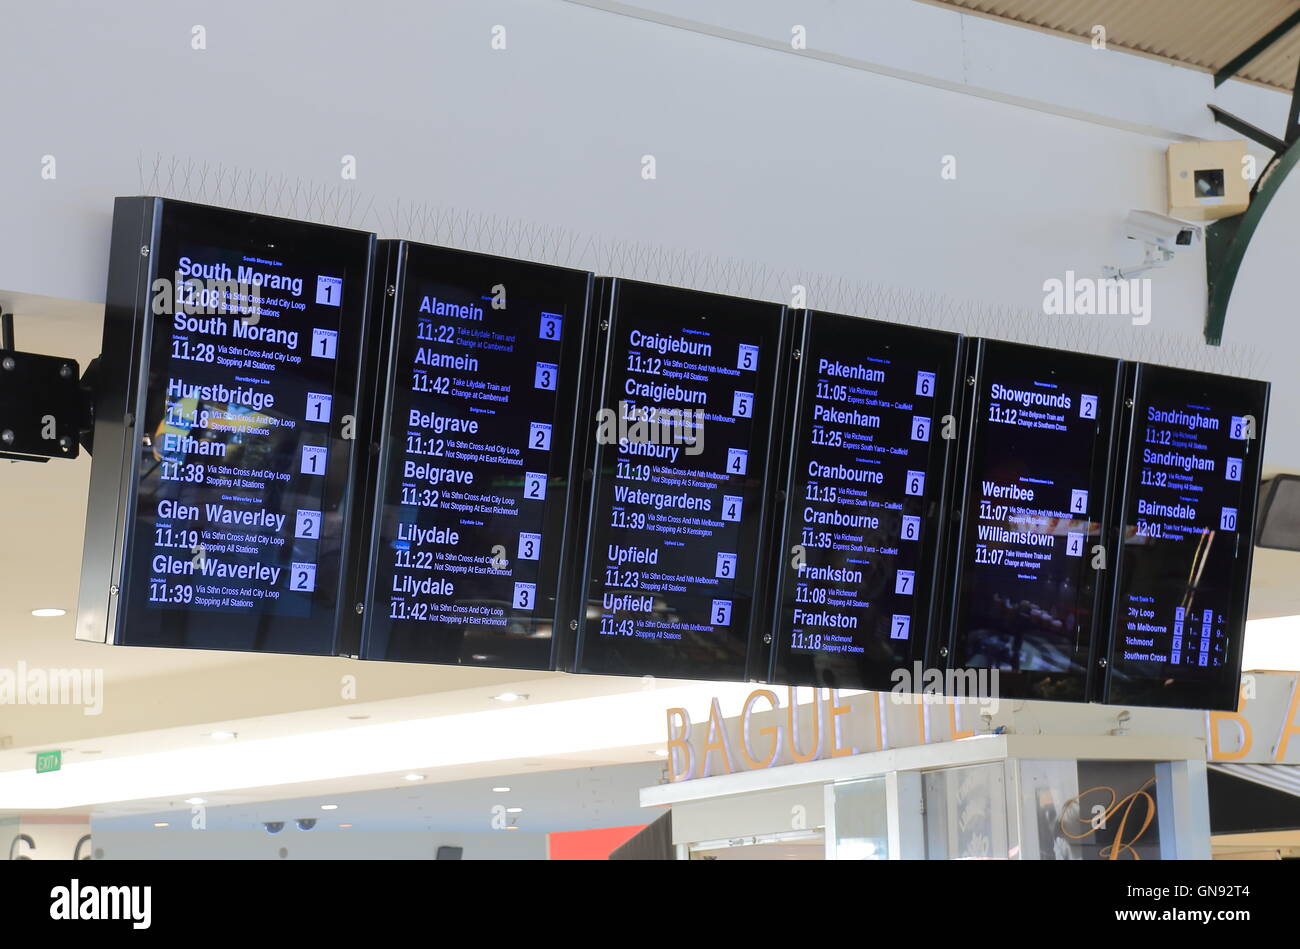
(665, 684), (999, 782)
(1205, 671), (1300, 762)
(664, 671), (1300, 782)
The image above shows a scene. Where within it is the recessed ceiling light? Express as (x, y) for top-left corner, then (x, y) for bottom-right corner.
(506, 807), (523, 814)
(492, 786), (511, 793)
(403, 773), (425, 782)
(31, 608), (66, 617)
(338, 823), (352, 829)
(505, 825), (519, 831)
(320, 804), (339, 811)
(185, 797), (206, 806)
(153, 822), (169, 828)
(208, 731), (237, 741)
(491, 692), (528, 703)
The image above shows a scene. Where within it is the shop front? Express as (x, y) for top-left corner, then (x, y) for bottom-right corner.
(639, 672), (1300, 859)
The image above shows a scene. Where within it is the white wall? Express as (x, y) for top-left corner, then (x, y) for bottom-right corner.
(594, 0), (1289, 137)
(2, 0), (1296, 459)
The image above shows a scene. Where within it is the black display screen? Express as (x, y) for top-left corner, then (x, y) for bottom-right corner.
(117, 201), (374, 653)
(769, 312), (961, 689)
(1103, 365), (1268, 711)
(573, 280), (785, 680)
(359, 242), (593, 669)
(948, 341), (1120, 701)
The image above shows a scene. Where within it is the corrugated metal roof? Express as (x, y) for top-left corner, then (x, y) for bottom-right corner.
(1211, 761), (1300, 796)
(922, 0), (1300, 90)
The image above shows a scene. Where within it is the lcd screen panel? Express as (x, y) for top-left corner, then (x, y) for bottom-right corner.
(573, 280), (786, 680)
(947, 341), (1121, 701)
(357, 242), (594, 669)
(78, 198), (375, 654)
(769, 312), (961, 690)
(1102, 364), (1268, 711)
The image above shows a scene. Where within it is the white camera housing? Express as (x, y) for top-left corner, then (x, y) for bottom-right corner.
(1104, 210), (1203, 279)
(1124, 210), (1202, 252)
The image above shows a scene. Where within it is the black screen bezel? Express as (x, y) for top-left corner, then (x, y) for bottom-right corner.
(767, 310), (962, 690)
(572, 279), (787, 680)
(945, 339), (1122, 702)
(115, 199), (375, 655)
(356, 241), (595, 670)
(1101, 363), (1269, 711)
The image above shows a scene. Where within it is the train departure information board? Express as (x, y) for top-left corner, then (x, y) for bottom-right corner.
(948, 341), (1121, 701)
(574, 280), (785, 680)
(78, 198), (374, 654)
(358, 243), (593, 670)
(770, 312), (961, 690)
(1103, 365), (1268, 710)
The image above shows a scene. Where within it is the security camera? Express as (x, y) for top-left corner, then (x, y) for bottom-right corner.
(295, 818), (317, 831)
(1124, 210), (1201, 251)
(1104, 210), (1203, 279)
(263, 821), (285, 835)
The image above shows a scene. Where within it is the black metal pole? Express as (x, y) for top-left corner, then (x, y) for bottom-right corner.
(1287, 55), (1300, 144)
(0, 312), (13, 351)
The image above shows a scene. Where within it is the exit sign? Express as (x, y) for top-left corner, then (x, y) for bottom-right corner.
(35, 750), (61, 774)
